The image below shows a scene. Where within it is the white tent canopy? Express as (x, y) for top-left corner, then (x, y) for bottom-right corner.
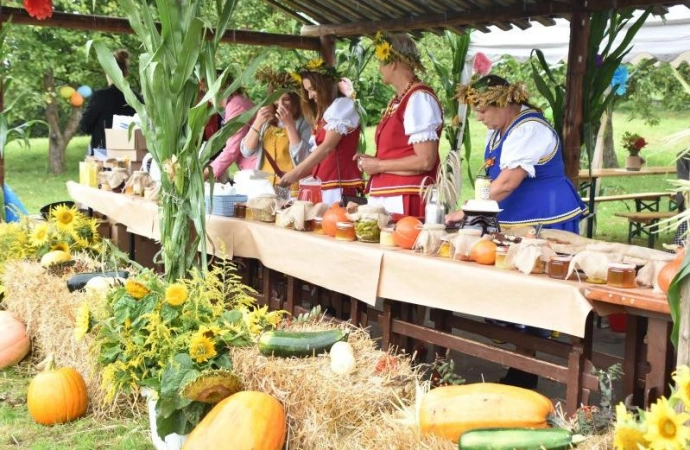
(467, 5), (690, 67)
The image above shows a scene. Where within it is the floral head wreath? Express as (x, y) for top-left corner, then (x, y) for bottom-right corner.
(372, 32), (425, 73)
(295, 58), (340, 81)
(256, 67), (301, 92)
(455, 75), (530, 110)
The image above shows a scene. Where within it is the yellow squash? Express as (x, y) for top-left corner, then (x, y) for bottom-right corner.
(419, 382), (554, 443)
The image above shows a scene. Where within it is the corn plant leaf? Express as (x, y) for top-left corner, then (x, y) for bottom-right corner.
(666, 250), (690, 347)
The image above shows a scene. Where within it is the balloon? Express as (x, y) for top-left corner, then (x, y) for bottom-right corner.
(77, 85), (92, 98)
(70, 92), (84, 107)
(59, 85), (75, 99)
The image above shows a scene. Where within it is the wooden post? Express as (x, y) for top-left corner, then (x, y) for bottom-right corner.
(562, 10), (589, 186)
(319, 35), (336, 66)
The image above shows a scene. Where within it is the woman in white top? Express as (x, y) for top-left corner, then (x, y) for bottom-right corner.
(279, 59), (363, 206)
(358, 33), (443, 219)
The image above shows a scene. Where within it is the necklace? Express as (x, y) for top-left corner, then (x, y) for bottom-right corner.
(381, 77), (420, 119)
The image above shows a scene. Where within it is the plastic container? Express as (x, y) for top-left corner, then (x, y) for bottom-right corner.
(548, 256), (572, 280)
(607, 263), (637, 288)
(380, 227), (396, 247)
(335, 222), (356, 242)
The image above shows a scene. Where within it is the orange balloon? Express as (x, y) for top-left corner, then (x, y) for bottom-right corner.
(70, 92), (84, 107)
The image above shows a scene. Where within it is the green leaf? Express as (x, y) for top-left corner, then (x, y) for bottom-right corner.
(666, 251), (690, 347)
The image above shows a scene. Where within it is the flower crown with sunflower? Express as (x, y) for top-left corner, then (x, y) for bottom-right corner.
(256, 67), (301, 92)
(295, 58), (340, 81)
(455, 75), (530, 110)
(372, 32), (425, 73)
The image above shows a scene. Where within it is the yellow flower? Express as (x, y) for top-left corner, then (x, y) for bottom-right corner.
(74, 302), (90, 341)
(643, 397), (690, 449)
(125, 279), (150, 300)
(189, 333), (217, 363)
(51, 204), (78, 231)
(375, 41), (392, 62)
(289, 71), (302, 85)
(199, 325), (223, 338)
(29, 223), (50, 247)
(614, 422), (649, 450)
(672, 365), (690, 409)
(165, 283), (188, 306)
(615, 402), (633, 424)
(305, 58), (324, 70)
(51, 241), (71, 253)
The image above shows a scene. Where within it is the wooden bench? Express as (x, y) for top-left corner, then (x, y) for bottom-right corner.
(614, 211), (677, 248)
(582, 192), (674, 213)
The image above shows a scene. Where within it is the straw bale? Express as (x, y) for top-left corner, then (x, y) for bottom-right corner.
(1, 260), (143, 419)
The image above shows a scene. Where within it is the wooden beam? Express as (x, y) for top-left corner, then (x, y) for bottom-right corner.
(563, 10), (590, 185)
(0, 7), (321, 51)
(300, 0), (684, 37)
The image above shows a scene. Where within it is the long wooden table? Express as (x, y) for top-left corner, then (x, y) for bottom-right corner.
(67, 181), (675, 413)
(578, 166), (676, 239)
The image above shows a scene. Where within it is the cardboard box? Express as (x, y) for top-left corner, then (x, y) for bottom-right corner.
(107, 148), (148, 162)
(106, 128), (148, 161)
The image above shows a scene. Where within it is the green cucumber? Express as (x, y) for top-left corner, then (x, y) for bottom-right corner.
(459, 427), (573, 450)
(258, 329), (347, 357)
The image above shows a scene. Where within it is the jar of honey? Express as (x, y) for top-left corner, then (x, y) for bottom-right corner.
(548, 256), (572, 280)
(335, 222), (356, 242)
(494, 246), (510, 269)
(313, 217), (324, 235)
(531, 258), (546, 274)
(438, 240), (453, 258)
(380, 227), (396, 247)
(607, 263), (637, 288)
(234, 203), (247, 218)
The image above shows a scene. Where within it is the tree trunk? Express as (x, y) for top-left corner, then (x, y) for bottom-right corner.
(602, 112), (619, 169)
(43, 70), (83, 174)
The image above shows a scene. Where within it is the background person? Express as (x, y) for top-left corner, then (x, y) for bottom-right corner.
(279, 59), (362, 206)
(358, 32), (443, 219)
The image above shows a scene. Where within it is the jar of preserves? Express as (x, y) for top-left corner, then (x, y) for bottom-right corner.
(313, 217), (325, 235)
(234, 203), (247, 218)
(438, 240), (453, 258)
(335, 222), (356, 242)
(607, 263), (637, 288)
(548, 256), (572, 280)
(380, 227), (396, 247)
(354, 218), (380, 243)
(474, 175), (491, 201)
(494, 246), (510, 269)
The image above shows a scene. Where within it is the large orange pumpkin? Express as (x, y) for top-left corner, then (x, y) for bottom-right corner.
(0, 311), (31, 369)
(322, 205), (348, 237)
(470, 239), (497, 265)
(658, 247), (686, 294)
(393, 216), (422, 249)
(27, 355), (89, 425)
(182, 391), (286, 450)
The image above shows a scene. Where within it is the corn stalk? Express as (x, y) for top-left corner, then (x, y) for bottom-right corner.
(88, 0), (265, 281)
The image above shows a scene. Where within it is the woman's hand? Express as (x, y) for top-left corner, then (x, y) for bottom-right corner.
(276, 103), (294, 129)
(253, 105), (275, 129)
(279, 169), (300, 187)
(357, 155), (384, 175)
(444, 210), (466, 226)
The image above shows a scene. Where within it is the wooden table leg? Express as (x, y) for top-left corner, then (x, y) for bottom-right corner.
(624, 314), (646, 406)
(565, 314), (594, 416)
(644, 318), (674, 406)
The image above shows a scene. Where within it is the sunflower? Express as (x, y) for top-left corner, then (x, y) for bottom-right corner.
(672, 365), (690, 409)
(289, 71), (302, 85)
(125, 279), (150, 300)
(51, 241), (71, 253)
(29, 223), (50, 247)
(189, 333), (217, 364)
(614, 422), (649, 450)
(198, 324), (223, 338)
(74, 302), (90, 341)
(643, 396), (690, 449)
(375, 40), (392, 62)
(615, 402), (633, 424)
(305, 57), (324, 70)
(165, 282), (188, 306)
(51, 204), (78, 231)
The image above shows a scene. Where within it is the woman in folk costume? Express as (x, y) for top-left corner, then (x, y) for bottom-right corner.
(240, 68), (312, 196)
(446, 75), (587, 232)
(358, 32), (443, 219)
(279, 58), (363, 206)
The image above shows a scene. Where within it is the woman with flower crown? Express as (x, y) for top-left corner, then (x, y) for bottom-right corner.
(279, 59), (362, 205)
(357, 33), (443, 219)
(240, 68), (312, 195)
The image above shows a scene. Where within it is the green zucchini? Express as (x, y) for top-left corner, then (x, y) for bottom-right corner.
(459, 427), (573, 450)
(258, 329), (348, 357)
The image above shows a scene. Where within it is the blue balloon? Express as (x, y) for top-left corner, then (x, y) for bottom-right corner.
(610, 65), (629, 96)
(77, 85), (93, 98)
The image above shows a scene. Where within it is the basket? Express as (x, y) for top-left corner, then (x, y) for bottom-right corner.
(204, 194), (248, 217)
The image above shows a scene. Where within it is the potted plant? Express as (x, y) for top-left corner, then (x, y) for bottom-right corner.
(79, 264), (283, 449)
(621, 131), (648, 171)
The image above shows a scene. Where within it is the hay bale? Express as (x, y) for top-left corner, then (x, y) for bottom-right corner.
(231, 322), (454, 449)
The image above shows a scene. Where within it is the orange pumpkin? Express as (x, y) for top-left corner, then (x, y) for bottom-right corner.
(393, 216), (422, 249)
(470, 239), (497, 265)
(322, 205), (348, 237)
(658, 247), (686, 293)
(27, 355), (89, 425)
(182, 391), (286, 450)
(0, 311), (31, 369)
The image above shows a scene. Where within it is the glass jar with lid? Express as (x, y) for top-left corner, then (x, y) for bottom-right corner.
(335, 222), (356, 242)
(548, 255), (572, 280)
(352, 204), (387, 243)
(607, 262), (637, 288)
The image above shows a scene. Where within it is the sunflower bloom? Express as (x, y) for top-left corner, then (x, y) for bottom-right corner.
(643, 397), (690, 449)
(74, 302), (90, 341)
(29, 223), (50, 247)
(51, 204), (78, 231)
(375, 41), (392, 62)
(125, 279), (150, 300)
(672, 365), (690, 409)
(165, 283), (188, 306)
(614, 422), (649, 450)
(305, 58), (324, 70)
(189, 333), (217, 363)
(289, 71), (302, 84)
(51, 241), (71, 253)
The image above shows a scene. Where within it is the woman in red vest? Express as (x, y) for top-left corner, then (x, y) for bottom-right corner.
(358, 33), (443, 219)
(279, 59), (362, 206)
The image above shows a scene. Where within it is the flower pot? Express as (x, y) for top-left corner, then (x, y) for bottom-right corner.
(142, 389), (188, 450)
(625, 155), (643, 171)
